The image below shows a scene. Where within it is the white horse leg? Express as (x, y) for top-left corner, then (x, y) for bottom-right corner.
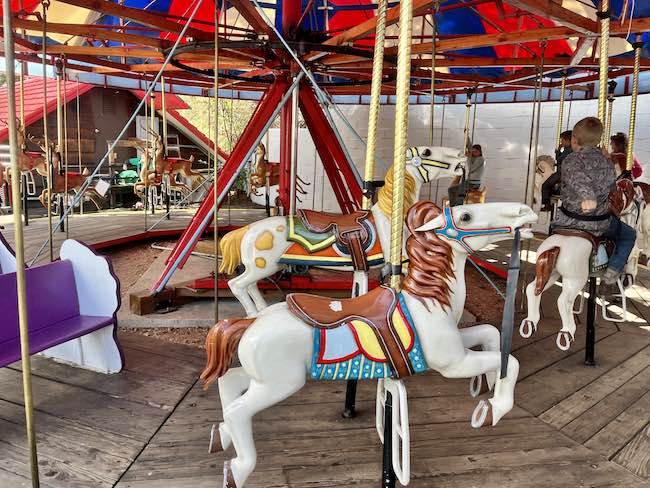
(224, 378), (305, 487)
(211, 367), (251, 453)
(438, 349), (519, 427)
(460, 324), (500, 394)
(520, 271), (559, 338)
(556, 277), (584, 350)
(228, 274), (259, 318)
(247, 283), (268, 312)
(227, 217), (288, 317)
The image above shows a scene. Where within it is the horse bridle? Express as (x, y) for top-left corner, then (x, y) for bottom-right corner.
(407, 147), (458, 183)
(434, 206), (513, 253)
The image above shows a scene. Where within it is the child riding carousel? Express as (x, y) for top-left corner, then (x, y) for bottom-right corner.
(553, 117), (636, 285)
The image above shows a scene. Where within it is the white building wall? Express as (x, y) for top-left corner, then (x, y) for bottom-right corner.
(268, 94), (650, 214)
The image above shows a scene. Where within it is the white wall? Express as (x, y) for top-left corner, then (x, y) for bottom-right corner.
(269, 94), (650, 213)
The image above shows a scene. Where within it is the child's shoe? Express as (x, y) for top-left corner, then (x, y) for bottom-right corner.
(601, 267), (620, 285)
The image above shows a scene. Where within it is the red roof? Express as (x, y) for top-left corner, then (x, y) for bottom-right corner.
(0, 76), (94, 143)
(129, 90), (190, 110)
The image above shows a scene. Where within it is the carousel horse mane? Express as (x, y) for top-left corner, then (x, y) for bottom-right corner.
(402, 201), (454, 312)
(377, 166), (417, 219)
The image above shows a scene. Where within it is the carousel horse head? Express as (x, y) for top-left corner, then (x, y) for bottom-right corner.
(536, 155), (555, 179)
(406, 146), (465, 183)
(412, 201), (537, 256)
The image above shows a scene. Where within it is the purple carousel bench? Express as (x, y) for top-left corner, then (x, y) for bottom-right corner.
(0, 239), (123, 373)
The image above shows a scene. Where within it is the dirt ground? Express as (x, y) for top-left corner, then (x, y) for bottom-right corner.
(104, 241), (508, 349)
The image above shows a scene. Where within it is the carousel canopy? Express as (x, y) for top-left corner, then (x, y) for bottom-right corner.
(1, 1), (650, 103)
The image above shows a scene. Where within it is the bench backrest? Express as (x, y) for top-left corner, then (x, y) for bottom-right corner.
(0, 260), (80, 344)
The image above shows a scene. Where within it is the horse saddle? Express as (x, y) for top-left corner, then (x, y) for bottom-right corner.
(287, 286), (415, 378)
(297, 209), (372, 271)
(553, 229), (614, 274)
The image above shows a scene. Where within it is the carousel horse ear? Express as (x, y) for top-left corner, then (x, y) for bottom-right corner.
(407, 201), (443, 234)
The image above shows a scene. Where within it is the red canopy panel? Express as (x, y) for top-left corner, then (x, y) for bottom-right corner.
(0, 76), (94, 143)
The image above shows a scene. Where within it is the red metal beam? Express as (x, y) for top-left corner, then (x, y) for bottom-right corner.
(298, 83), (361, 213)
(278, 97), (293, 212)
(151, 77), (290, 292)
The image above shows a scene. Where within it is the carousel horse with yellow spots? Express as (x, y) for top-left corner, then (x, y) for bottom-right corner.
(201, 200), (538, 487)
(218, 146), (466, 317)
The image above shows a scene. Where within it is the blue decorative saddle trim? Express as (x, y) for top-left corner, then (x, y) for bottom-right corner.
(310, 293), (428, 381)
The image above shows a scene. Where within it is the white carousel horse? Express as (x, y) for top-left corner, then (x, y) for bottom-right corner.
(520, 179), (639, 350)
(533, 155), (556, 206)
(201, 200), (537, 488)
(219, 146), (466, 317)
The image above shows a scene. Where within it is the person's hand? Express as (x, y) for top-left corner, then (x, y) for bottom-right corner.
(602, 146), (611, 158)
(581, 200), (597, 212)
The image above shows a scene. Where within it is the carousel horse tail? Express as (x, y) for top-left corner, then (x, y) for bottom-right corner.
(201, 318), (255, 389)
(219, 225), (249, 275)
(535, 247), (561, 295)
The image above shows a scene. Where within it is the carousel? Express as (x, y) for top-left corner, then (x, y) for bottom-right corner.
(2, 1), (650, 488)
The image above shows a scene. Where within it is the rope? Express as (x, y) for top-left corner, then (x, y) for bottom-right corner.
(389, 0), (414, 290)
(29, 0), (205, 266)
(362, 0), (387, 210)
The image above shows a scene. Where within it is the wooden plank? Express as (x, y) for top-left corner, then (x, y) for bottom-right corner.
(0, 368), (170, 441)
(540, 347), (650, 430)
(56, 0), (209, 40)
(614, 421), (650, 478)
(0, 438), (113, 488)
(505, 0), (597, 34)
(516, 331), (650, 416)
(585, 390), (650, 459)
(559, 366), (650, 444)
(0, 418), (124, 485)
(9, 354), (192, 410)
(0, 398), (141, 461)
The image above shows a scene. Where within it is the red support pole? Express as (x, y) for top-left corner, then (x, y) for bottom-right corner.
(299, 84), (362, 212)
(282, 0), (302, 35)
(151, 78), (290, 292)
(278, 84), (293, 213)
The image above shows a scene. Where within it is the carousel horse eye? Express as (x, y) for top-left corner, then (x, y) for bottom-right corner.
(460, 212), (472, 223)
(421, 148), (432, 157)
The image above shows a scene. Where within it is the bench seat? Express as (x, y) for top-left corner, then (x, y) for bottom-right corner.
(0, 315), (114, 368)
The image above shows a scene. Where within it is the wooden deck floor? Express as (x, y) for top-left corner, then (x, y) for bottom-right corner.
(2, 295), (650, 486)
(1, 226), (650, 486)
(0, 207), (266, 265)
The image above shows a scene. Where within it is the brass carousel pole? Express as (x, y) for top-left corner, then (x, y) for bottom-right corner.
(161, 77), (170, 218)
(18, 0), (28, 226)
(383, 2), (414, 485)
(626, 35), (642, 172)
(150, 92), (156, 216)
(463, 90), (473, 153)
(42, 0), (53, 261)
(4, 3), (41, 485)
(427, 14), (436, 201)
(214, 2), (220, 323)
(555, 74), (567, 149)
(605, 81), (617, 142)
(597, 0), (610, 142)
(362, 0), (387, 210)
(55, 59), (64, 233)
(389, 0), (413, 289)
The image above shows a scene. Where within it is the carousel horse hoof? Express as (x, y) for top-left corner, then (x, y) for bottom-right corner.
(556, 331), (573, 351)
(223, 461), (237, 488)
(519, 319), (536, 339)
(208, 424), (223, 454)
(469, 374), (488, 398)
(471, 399), (491, 428)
